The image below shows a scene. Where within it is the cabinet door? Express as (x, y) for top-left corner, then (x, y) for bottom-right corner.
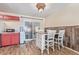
(4, 15), (19, 21)
(2, 34), (11, 46)
(0, 34), (1, 47)
(11, 33), (20, 45)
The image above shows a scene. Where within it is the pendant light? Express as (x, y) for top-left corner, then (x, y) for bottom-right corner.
(36, 3), (46, 12)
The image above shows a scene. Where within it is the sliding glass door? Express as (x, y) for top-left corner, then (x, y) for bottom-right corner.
(22, 19), (40, 41)
(25, 21), (32, 40)
(32, 22), (40, 39)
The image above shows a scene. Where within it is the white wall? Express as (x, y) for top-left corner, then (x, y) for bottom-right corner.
(0, 20), (4, 33)
(0, 12), (45, 31)
(20, 17), (44, 30)
(45, 4), (79, 27)
(4, 20), (20, 32)
(0, 19), (20, 32)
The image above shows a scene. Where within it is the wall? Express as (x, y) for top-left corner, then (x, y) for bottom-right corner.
(0, 20), (20, 32)
(45, 4), (79, 52)
(20, 17), (44, 30)
(0, 20), (4, 33)
(4, 20), (20, 32)
(45, 4), (79, 27)
(0, 12), (45, 30)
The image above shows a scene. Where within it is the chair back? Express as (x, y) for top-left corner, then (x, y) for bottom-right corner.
(47, 30), (56, 39)
(58, 30), (65, 40)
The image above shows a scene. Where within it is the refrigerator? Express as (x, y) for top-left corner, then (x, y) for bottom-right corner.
(20, 26), (26, 44)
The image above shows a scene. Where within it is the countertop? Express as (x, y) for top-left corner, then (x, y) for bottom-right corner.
(2, 32), (20, 34)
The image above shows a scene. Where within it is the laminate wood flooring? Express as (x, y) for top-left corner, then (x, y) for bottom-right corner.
(0, 40), (78, 55)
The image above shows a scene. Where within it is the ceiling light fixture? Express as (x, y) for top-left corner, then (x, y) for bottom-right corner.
(36, 3), (46, 12)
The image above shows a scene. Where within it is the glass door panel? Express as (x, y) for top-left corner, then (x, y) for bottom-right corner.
(24, 21), (32, 39)
(32, 22), (40, 39)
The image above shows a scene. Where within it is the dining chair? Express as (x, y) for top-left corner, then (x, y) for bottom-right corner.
(46, 30), (56, 54)
(36, 29), (46, 54)
(38, 33), (49, 54)
(55, 30), (65, 50)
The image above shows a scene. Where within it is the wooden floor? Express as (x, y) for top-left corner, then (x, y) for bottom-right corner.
(0, 40), (78, 55)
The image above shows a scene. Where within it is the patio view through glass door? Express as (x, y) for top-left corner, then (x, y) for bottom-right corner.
(24, 21), (40, 41)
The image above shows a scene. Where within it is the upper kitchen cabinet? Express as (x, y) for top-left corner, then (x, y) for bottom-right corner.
(0, 15), (20, 21)
(4, 15), (19, 21)
(0, 15), (4, 19)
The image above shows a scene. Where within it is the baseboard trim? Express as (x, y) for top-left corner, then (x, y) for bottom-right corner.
(64, 46), (79, 54)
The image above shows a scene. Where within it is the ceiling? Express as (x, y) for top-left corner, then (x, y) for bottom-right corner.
(0, 3), (69, 18)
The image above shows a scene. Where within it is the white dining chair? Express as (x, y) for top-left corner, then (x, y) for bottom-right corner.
(46, 30), (56, 54)
(36, 29), (47, 54)
(38, 33), (49, 54)
(55, 30), (65, 50)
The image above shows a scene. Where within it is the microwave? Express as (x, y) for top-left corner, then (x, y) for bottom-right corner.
(5, 29), (15, 32)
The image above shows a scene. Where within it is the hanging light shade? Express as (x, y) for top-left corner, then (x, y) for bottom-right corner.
(36, 3), (46, 12)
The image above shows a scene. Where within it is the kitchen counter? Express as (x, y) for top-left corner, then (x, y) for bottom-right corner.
(2, 32), (20, 34)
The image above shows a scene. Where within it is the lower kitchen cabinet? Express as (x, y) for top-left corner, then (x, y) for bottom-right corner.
(1, 33), (20, 46)
(0, 34), (1, 47)
(11, 33), (20, 45)
(2, 34), (11, 46)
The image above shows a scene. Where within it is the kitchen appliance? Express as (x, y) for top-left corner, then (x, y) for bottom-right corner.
(5, 29), (15, 32)
(20, 26), (26, 44)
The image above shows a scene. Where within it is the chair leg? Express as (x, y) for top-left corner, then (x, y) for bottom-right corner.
(58, 44), (60, 50)
(58, 40), (60, 50)
(41, 49), (43, 54)
(47, 42), (49, 54)
(53, 46), (54, 51)
(47, 48), (49, 54)
(61, 41), (64, 48)
(53, 42), (54, 51)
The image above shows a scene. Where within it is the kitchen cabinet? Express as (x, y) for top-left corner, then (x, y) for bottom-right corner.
(11, 33), (20, 45)
(0, 15), (19, 21)
(4, 15), (19, 21)
(2, 33), (20, 46)
(0, 34), (1, 47)
(2, 34), (11, 46)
